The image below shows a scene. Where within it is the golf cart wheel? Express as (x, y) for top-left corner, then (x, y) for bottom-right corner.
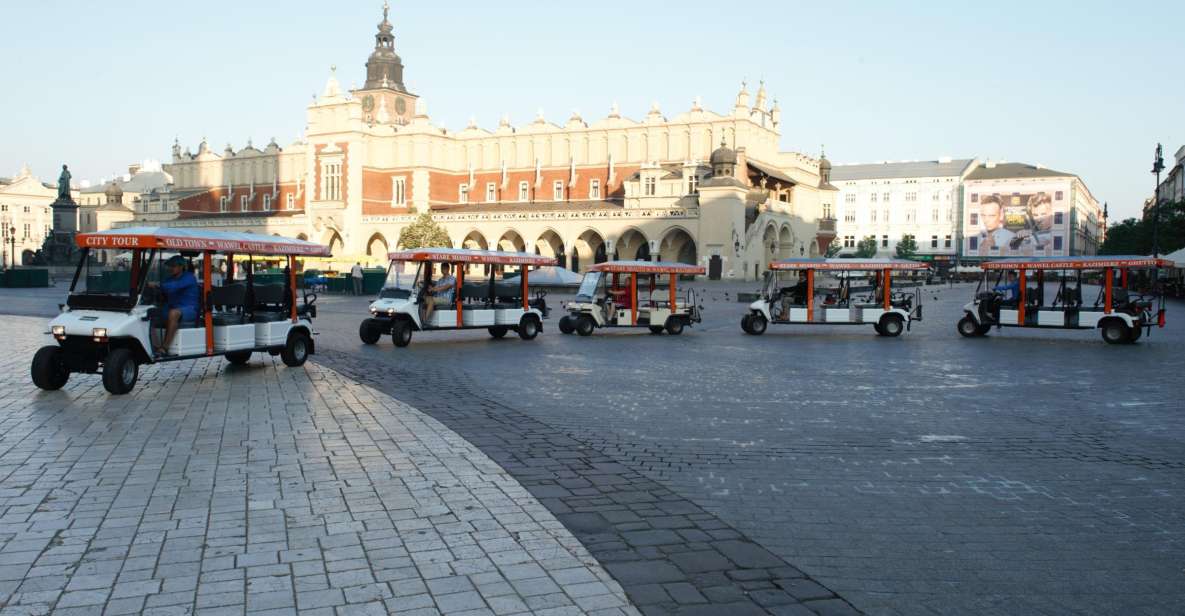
(747, 314), (767, 336)
(225, 351), (252, 365)
(102, 348), (138, 395)
(740, 314), (753, 334)
(665, 318), (684, 336)
(517, 316), (540, 341)
(957, 315), (982, 338)
(873, 322), (885, 336)
(575, 315), (595, 336)
(359, 320), (382, 345)
(488, 326), (508, 339)
(31, 345), (69, 391)
(649, 326), (665, 335)
(392, 320), (413, 347)
(1100, 319), (1130, 345)
(878, 315), (904, 337)
(558, 315), (575, 334)
(1130, 326), (1143, 342)
(281, 331), (310, 367)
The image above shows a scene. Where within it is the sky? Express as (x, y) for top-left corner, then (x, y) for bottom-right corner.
(1, 0), (1181, 220)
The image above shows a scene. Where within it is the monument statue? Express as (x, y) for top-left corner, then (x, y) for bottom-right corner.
(57, 164), (72, 200)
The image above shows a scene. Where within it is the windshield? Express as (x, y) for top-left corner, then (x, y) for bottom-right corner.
(379, 261), (421, 299)
(67, 248), (158, 310)
(575, 271), (603, 302)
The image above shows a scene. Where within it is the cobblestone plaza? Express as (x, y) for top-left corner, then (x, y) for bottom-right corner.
(1, 283), (1182, 615)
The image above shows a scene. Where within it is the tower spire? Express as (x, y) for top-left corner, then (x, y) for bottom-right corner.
(364, 0), (404, 91)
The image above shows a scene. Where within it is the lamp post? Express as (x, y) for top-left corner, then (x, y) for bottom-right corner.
(1152, 143), (1165, 258)
(8, 226), (15, 270)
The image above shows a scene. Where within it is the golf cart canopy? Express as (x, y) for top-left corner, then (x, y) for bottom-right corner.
(76, 227), (332, 256)
(770, 258), (928, 271)
(981, 256), (1174, 270)
(386, 247), (555, 266)
(589, 260), (706, 275)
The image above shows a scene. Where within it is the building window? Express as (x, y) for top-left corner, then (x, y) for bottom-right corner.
(590, 179), (602, 199)
(843, 235), (855, 248)
(969, 236), (978, 250)
(643, 176), (656, 196)
(932, 193), (939, 202)
(286, 194), (295, 210)
(1053, 235), (1063, 251)
(392, 177), (406, 206)
(240, 195), (248, 210)
(930, 235), (938, 248)
(944, 235), (952, 248)
(905, 192), (917, 202)
(1055, 191), (1064, 200)
(219, 196), (228, 212)
(881, 235), (889, 248)
(486, 182), (497, 203)
(459, 185), (469, 204)
(906, 209), (916, 223)
(23, 205), (30, 213)
(971, 193), (978, 203)
(822, 203), (832, 219)
(553, 180), (564, 201)
(1054, 212), (1064, 225)
(262, 194), (271, 211)
(844, 209), (856, 223)
(882, 192), (890, 202)
(931, 208), (939, 222)
(869, 192), (878, 203)
(845, 193), (856, 204)
(320, 161), (342, 201)
(23, 223), (30, 239)
(0, 205), (6, 212)
(883, 209), (889, 222)
(518, 181), (529, 202)
(870, 210), (877, 223)
(687, 174), (699, 195)
(946, 208), (953, 222)
(970, 213), (979, 225)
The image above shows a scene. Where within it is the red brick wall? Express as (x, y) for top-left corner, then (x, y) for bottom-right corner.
(361, 168), (414, 215)
(423, 164), (638, 205)
(178, 183), (304, 219)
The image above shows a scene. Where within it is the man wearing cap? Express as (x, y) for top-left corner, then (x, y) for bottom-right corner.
(149, 255), (200, 356)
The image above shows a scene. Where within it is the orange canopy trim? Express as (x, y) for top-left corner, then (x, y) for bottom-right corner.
(387, 247), (556, 266)
(75, 227), (332, 256)
(981, 256), (1174, 270)
(770, 258), (929, 271)
(589, 260), (705, 275)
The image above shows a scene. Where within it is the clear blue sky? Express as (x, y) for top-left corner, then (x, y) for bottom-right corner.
(1, 1), (1180, 220)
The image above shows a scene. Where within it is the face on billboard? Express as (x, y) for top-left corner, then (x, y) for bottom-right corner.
(975, 192), (1059, 256)
(980, 199), (1003, 231)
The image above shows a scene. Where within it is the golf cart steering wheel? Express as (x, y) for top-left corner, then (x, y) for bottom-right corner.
(303, 291), (318, 306)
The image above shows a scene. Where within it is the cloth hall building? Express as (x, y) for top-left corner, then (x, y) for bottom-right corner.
(134, 5), (837, 280)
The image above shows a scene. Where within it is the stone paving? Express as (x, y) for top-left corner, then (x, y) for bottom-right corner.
(0, 316), (635, 615)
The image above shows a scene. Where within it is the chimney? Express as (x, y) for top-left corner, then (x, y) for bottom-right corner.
(735, 147), (748, 182)
(128, 164), (141, 176)
(986, 160), (997, 169)
(938, 156), (952, 164)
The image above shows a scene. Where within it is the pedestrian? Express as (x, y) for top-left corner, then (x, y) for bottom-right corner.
(351, 261), (364, 295)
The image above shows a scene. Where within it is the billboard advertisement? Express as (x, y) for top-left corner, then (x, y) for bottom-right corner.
(971, 192), (1059, 256)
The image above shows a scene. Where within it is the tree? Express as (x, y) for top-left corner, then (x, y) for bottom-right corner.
(1099, 200), (1184, 256)
(856, 236), (878, 258)
(895, 234), (918, 259)
(824, 241), (841, 258)
(397, 213), (451, 249)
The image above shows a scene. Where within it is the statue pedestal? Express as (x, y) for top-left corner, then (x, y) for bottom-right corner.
(43, 197), (80, 266)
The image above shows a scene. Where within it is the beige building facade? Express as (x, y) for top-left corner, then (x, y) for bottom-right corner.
(0, 165), (57, 265)
(131, 5), (837, 279)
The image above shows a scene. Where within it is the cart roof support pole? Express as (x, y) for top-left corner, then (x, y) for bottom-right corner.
(204, 252), (214, 355)
(1104, 268), (1113, 314)
(521, 266), (529, 311)
(630, 273), (637, 325)
(1018, 268), (1026, 326)
(456, 266), (464, 328)
(806, 269), (815, 322)
(670, 274), (677, 312)
(883, 268), (891, 310)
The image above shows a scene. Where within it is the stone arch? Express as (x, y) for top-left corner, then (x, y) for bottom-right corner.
(496, 229), (526, 253)
(296, 233), (309, 241)
(779, 224), (797, 258)
(534, 228), (566, 266)
(658, 226), (697, 265)
(809, 239), (820, 258)
(615, 227), (650, 261)
(761, 223), (779, 267)
(365, 232), (388, 259)
(461, 229), (489, 251)
(326, 231), (343, 257)
(571, 228), (607, 273)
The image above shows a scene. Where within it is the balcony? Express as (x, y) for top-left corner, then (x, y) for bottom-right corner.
(817, 217), (837, 236)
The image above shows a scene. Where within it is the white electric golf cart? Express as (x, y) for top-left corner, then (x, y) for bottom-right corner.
(359, 247), (554, 347)
(957, 256), (1171, 344)
(558, 260), (704, 336)
(32, 228), (330, 395)
(742, 258), (928, 337)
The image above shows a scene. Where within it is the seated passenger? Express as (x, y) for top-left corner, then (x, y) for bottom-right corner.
(149, 255), (199, 356)
(422, 263), (456, 323)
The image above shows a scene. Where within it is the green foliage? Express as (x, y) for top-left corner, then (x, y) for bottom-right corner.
(397, 213), (452, 249)
(824, 241), (842, 258)
(856, 236), (878, 258)
(1099, 200), (1184, 256)
(895, 234), (918, 259)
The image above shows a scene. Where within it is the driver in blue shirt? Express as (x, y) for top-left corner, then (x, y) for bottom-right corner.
(149, 255), (200, 355)
(993, 272), (1020, 304)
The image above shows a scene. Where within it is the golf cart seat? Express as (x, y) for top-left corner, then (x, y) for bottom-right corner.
(251, 284), (289, 322)
(209, 284), (248, 326)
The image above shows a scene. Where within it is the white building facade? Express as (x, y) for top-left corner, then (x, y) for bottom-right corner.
(0, 165), (57, 266)
(830, 159), (976, 268)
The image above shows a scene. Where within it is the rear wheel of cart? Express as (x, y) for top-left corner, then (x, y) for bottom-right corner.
(649, 325), (665, 335)
(1130, 325), (1143, 342)
(517, 317), (540, 340)
(957, 315), (983, 338)
(488, 326), (508, 339)
(281, 331), (310, 367)
(359, 320), (382, 345)
(102, 348), (138, 395)
(665, 318), (684, 336)
(392, 320), (413, 347)
(878, 315), (904, 337)
(873, 322), (885, 335)
(558, 315), (575, 334)
(740, 314), (752, 334)
(575, 315), (595, 336)
(31, 345), (70, 391)
(746, 314), (767, 335)
(1100, 319), (1130, 345)
(225, 351), (252, 365)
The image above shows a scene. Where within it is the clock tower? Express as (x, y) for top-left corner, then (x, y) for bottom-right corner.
(354, 2), (418, 126)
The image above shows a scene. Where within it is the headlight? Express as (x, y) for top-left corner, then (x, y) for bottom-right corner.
(387, 308), (395, 316)
(370, 308), (378, 315)
(51, 325), (65, 336)
(92, 327), (108, 338)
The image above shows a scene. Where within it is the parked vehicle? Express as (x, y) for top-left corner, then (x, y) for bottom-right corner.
(558, 260), (704, 336)
(957, 256), (1172, 344)
(359, 247), (554, 347)
(33, 228), (329, 395)
(742, 258), (928, 337)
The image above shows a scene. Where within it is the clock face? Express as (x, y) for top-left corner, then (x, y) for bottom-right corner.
(362, 95), (375, 112)
(395, 97), (407, 115)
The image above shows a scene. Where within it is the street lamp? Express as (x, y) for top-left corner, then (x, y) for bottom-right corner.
(1152, 143), (1165, 257)
(8, 226), (15, 270)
